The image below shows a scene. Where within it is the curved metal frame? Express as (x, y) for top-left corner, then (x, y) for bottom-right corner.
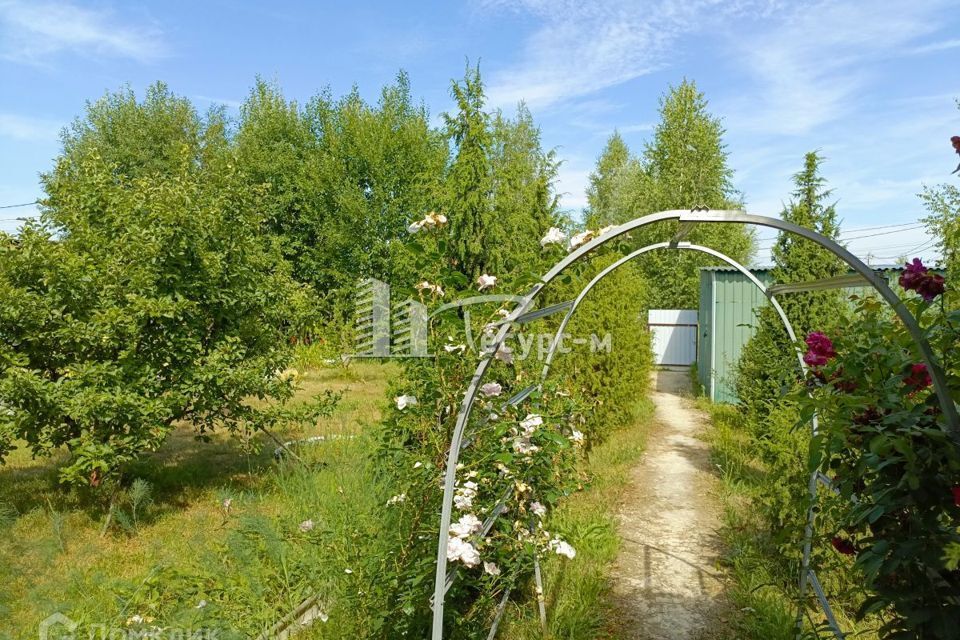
(538, 241), (836, 637)
(431, 210), (958, 639)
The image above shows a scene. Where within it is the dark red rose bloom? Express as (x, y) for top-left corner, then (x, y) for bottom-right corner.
(831, 536), (856, 555)
(953, 486), (960, 507)
(916, 273), (945, 301)
(904, 363), (933, 391)
(853, 406), (883, 425)
(899, 258), (927, 289)
(831, 368), (857, 393)
(804, 331), (836, 368)
(900, 258), (946, 301)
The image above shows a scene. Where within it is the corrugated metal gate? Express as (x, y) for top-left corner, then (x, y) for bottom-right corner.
(647, 309), (698, 366)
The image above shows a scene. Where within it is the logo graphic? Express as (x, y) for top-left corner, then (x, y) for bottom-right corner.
(39, 613), (77, 640)
(345, 277), (612, 361)
(350, 278), (430, 358)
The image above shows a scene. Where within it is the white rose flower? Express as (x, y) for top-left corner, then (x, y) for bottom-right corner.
(519, 414), (543, 434)
(415, 281), (444, 297)
(550, 537), (577, 559)
(484, 561), (501, 576)
(446, 535), (481, 567)
(426, 211), (447, 226)
(570, 429), (585, 445)
(494, 343), (514, 365)
(567, 230), (595, 251)
(476, 274), (497, 291)
(395, 394), (418, 410)
(481, 382), (502, 397)
(512, 437), (539, 455)
(540, 227), (566, 247)
(450, 513), (483, 538)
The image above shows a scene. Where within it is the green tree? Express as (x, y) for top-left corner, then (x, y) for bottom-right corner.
(585, 131), (631, 227)
(584, 80), (754, 309)
(920, 100), (960, 310)
(0, 86), (331, 485)
(489, 104), (560, 277)
(444, 65), (494, 279)
(237, 74), (448, 315)
(736, 151), (844, 421)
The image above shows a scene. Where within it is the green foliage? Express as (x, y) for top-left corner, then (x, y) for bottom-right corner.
(796, 294), (960, 638)
(921, 183), (960, 309)
(736, 152), (845, 424)
(0, 84), (336, 485)
(235, 73), (448, 308)
(444, 64), (495, 279)
(489, 106), (561, 277)
(548, 254), (655, 443)
(585, 131), (630, 223)
(584, 80), (754, 309)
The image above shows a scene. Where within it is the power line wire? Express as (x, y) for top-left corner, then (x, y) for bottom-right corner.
(0, 201), (38, 210)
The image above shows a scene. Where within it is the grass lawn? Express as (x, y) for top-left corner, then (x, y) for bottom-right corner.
(0, 362), (398, 640)
(702, 400), (878, 640)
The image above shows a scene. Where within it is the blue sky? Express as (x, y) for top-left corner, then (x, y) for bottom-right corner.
(1, 0), (958, 265)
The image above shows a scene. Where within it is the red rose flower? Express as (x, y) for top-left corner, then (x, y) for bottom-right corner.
(804, 331), (836, 369)
(903, 363), (932, 391)
(831, 536), (856, 555)
(900, 258), (946, 302)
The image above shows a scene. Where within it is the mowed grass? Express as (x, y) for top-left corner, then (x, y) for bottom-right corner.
(501, 398), (654, 640)
(0, 362), (398, 640)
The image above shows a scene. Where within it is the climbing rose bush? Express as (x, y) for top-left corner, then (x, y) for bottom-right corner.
(362, 221), (594, 638)
(796, 261), (960, 638)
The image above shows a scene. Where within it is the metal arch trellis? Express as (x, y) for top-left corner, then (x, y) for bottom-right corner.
(537, 241), (839, 638)
(430, 209), (960, 640)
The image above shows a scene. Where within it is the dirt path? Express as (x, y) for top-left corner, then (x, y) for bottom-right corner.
(610, 369), (727, 639)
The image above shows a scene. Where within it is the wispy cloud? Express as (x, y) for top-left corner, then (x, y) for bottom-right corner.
(910, 38), (960, 54)
(0, 0), (165, 64)
(0, 113), (62, 141)
(721, 0), (949, 135)
(480, 0), (778, 111)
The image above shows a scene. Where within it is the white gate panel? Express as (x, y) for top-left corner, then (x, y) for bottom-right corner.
(648, 309), (698, 366)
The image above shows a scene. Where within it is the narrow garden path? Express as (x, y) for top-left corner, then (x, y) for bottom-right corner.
(610, 369), (727, 639)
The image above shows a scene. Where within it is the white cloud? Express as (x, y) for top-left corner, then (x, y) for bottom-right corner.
(480, 0), (777, 111)
(720, 0), (949, 135)
(0, 0), (165, 64)
(553, 160), (592, 215)
(0, 113), (61, 141)
(910, 38), (960, 54)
